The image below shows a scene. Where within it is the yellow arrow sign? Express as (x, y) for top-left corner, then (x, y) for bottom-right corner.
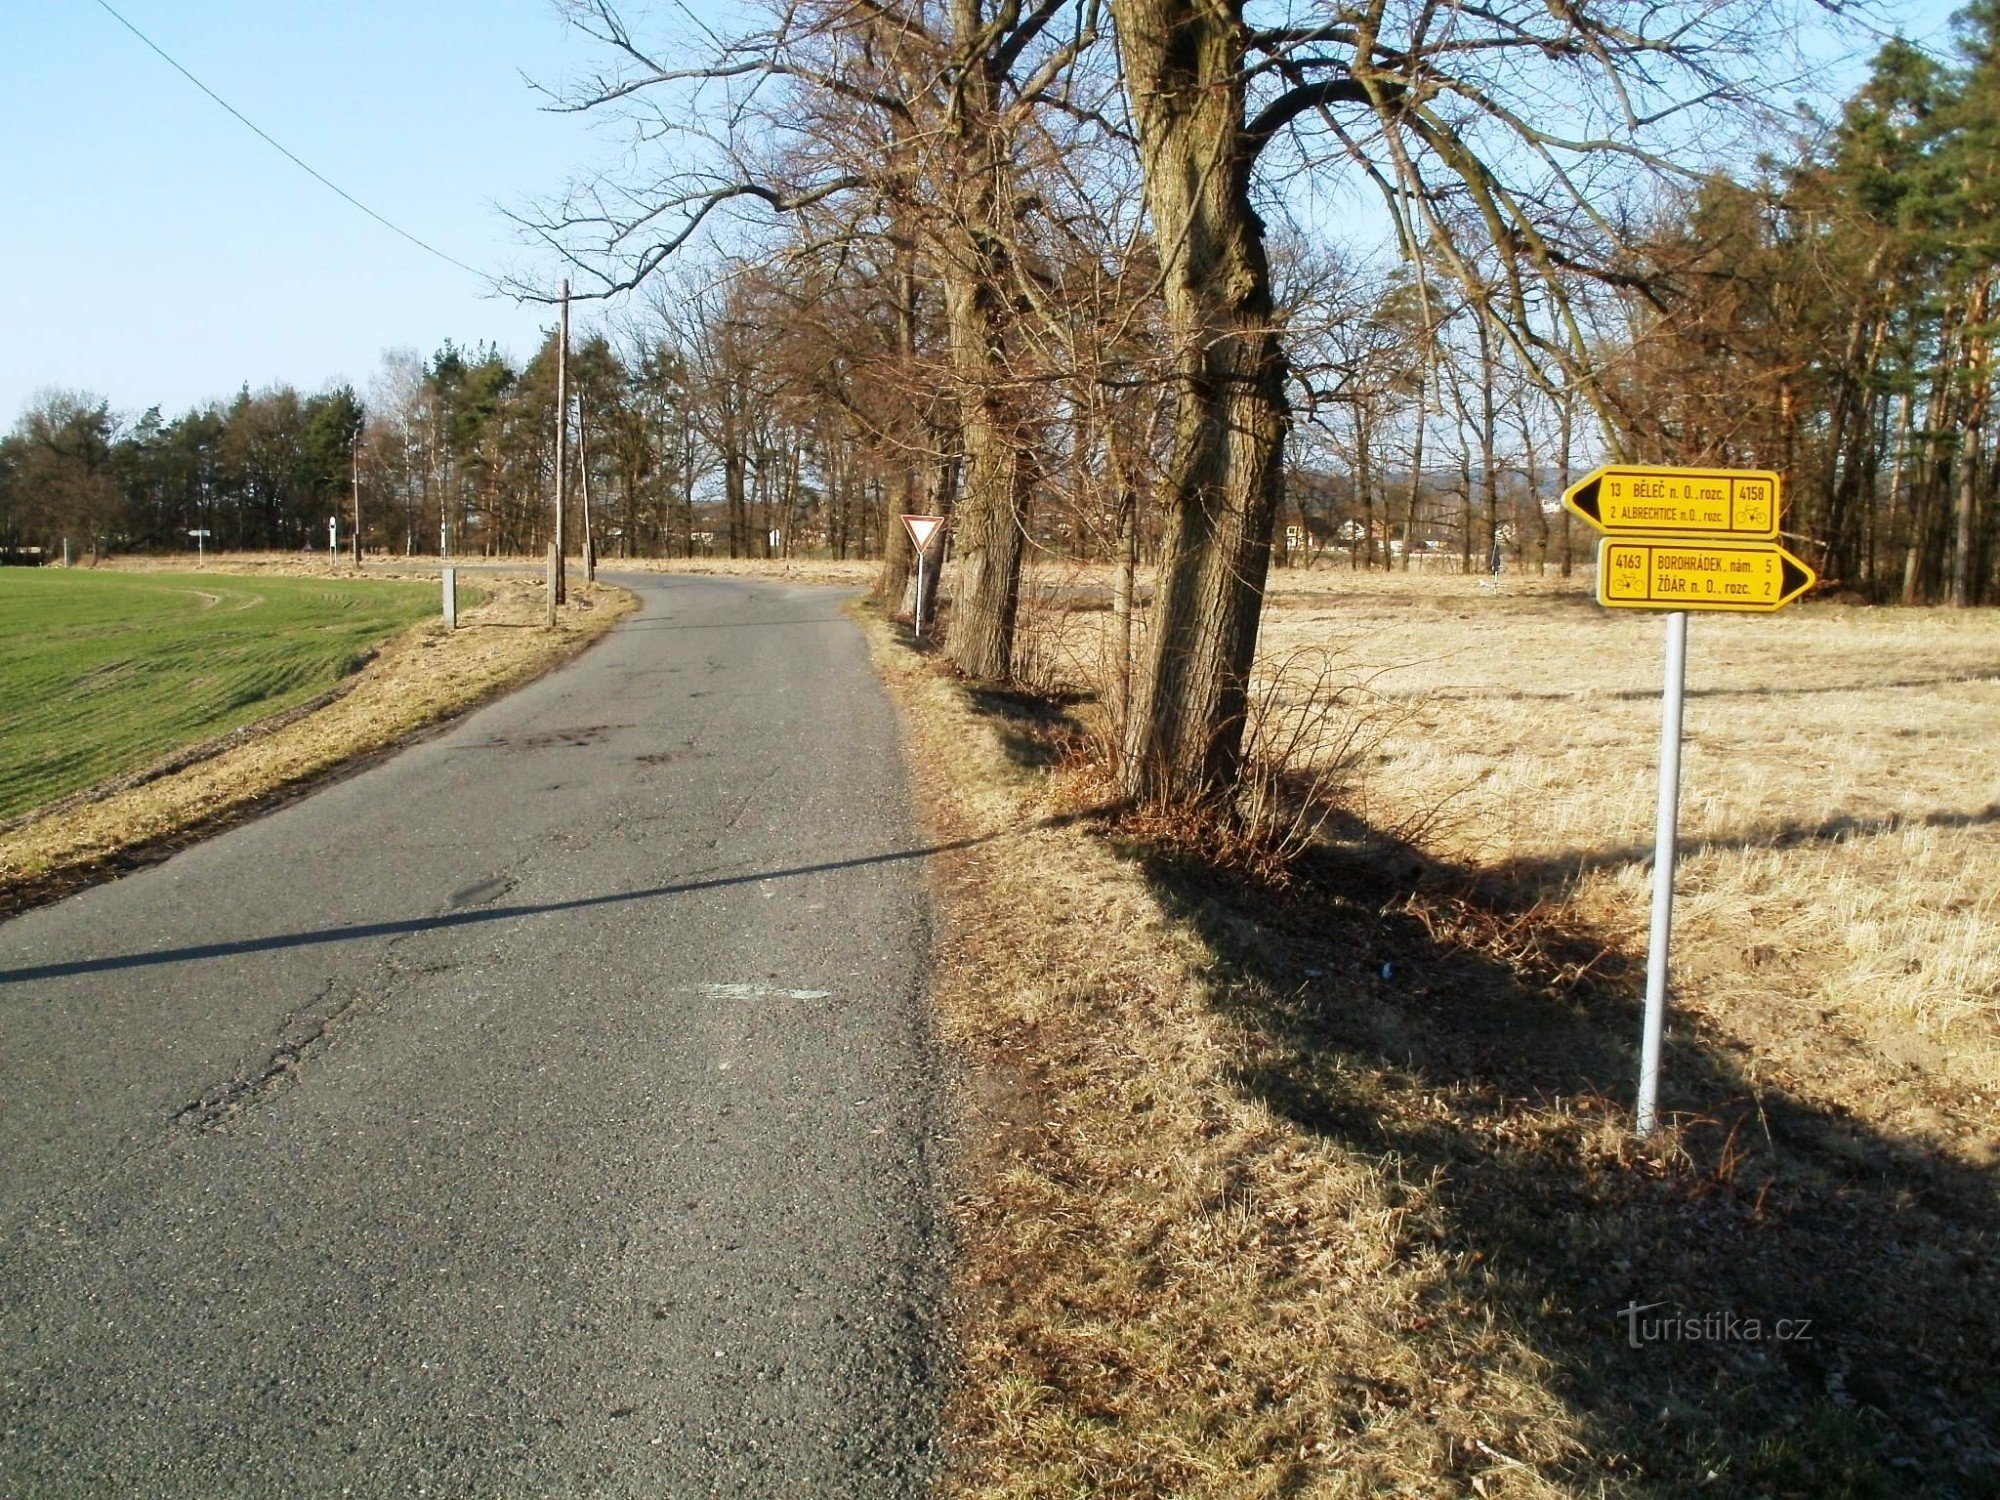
(1598, 536), (1817, 613)
(1565, 465), (1781, 539)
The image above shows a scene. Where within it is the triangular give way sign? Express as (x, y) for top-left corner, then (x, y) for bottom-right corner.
(901, 514), (945, 552)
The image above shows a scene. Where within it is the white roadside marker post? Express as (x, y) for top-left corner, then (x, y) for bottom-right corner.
(1636, 610), (1688, 1136)
(443, 566), (458, 631)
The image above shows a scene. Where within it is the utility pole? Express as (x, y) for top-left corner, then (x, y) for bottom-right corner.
(350, 436), (363, 568)
(553, 279), (570, 605)
(580, 402), (597, 583)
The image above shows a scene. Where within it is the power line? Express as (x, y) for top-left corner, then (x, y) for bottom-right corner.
(89, 0), (493, 282)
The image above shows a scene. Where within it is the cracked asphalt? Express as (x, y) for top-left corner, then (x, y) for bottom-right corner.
(0, 573), (944, 1496)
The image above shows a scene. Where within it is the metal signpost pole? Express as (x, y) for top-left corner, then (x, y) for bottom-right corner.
(1636, 610), (1688, 1136)
(915, 549), (926, 643)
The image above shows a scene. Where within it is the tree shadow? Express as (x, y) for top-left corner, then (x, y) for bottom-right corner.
(0, 837), (998, 985)
(1408, 672), (2000, 705)
(959, 685), (1096, 771)
(1468, 801), (2000, 905)
(1129, 820), (2000, 1496)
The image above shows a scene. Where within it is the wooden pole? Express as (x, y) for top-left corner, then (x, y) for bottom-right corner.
(350, 438), (363, 569)
(580, 404), (597, 583)
(547, 543), (559, 627)
(554, 280), (570, 605)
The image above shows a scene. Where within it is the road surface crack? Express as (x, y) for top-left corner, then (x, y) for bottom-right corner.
(170, 978), (358, 1133)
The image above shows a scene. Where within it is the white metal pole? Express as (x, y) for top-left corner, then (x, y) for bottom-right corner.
(1636, 609), (1689, 1136)
(915, 550), (927, 643)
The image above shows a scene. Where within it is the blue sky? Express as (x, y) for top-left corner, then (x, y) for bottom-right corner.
(0, 0), (1971, 426)
(0, 0), (647, 421)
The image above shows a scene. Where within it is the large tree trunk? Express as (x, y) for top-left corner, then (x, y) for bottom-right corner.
(1107, 427), (1140, 733)
(721, 400), (747, 559)
(899, 448), (960, 625)
(1904, 334), (1960, 603)
(1476, 314), (1500, 572)
(1355, 405), (1376, 568)
(1952, 277), (1991, 608)
(937, 0), (1030, 682)
(1112, 0), (1287, 805)
(876, 259), (925, 607)
(1558, 386), (1575, 578)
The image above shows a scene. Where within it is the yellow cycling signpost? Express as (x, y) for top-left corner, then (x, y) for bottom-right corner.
(1563, 465), (1818, 1138)
(1598, 537), (1817, 613)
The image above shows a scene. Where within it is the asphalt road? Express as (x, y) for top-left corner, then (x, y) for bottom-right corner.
(0, 573), (943, 1496)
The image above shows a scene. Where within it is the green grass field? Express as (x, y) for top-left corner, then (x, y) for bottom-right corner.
(0, 570), (437, 822)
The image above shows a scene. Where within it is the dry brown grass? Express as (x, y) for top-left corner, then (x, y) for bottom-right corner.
(869, 616), (1576, 1498)
(865, 565), (2000, 1498)
(1249, 572), (2000, 1161)
(1, 559), (634, 915)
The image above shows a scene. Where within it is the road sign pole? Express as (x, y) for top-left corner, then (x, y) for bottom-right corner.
(1637, 609), (1688, 1137)
(899, 514), (947, 644)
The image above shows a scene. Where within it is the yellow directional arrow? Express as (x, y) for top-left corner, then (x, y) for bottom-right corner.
(1565, 465), (1781, 540)
(1597, 536), (1817, 613)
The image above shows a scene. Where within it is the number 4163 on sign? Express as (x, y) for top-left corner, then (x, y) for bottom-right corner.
(1598, 536), (1816, 614)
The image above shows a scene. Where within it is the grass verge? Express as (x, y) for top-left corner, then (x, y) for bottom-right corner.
(0, 568), (634, 918)
(0, 569), (439, 819)
(861, 599), (1999, 1498)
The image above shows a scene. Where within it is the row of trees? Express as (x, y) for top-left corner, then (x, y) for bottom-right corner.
(0, 386), (360, 560)
(1606, 6), (2000, 605)
(0, 293), (1580, 576)
(11, 0), (1997, 808)
(518, 0), (1878, 804)
(0, 323), (878, 567)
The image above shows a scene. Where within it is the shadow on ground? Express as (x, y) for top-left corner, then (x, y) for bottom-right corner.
(1487, 801), (2000, 902)
(1125, 806), (1998, 1496)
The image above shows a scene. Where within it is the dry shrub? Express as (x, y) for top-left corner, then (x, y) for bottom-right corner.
(1092, 642), (1437, 891)
(1010, 560), (1121, 698)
